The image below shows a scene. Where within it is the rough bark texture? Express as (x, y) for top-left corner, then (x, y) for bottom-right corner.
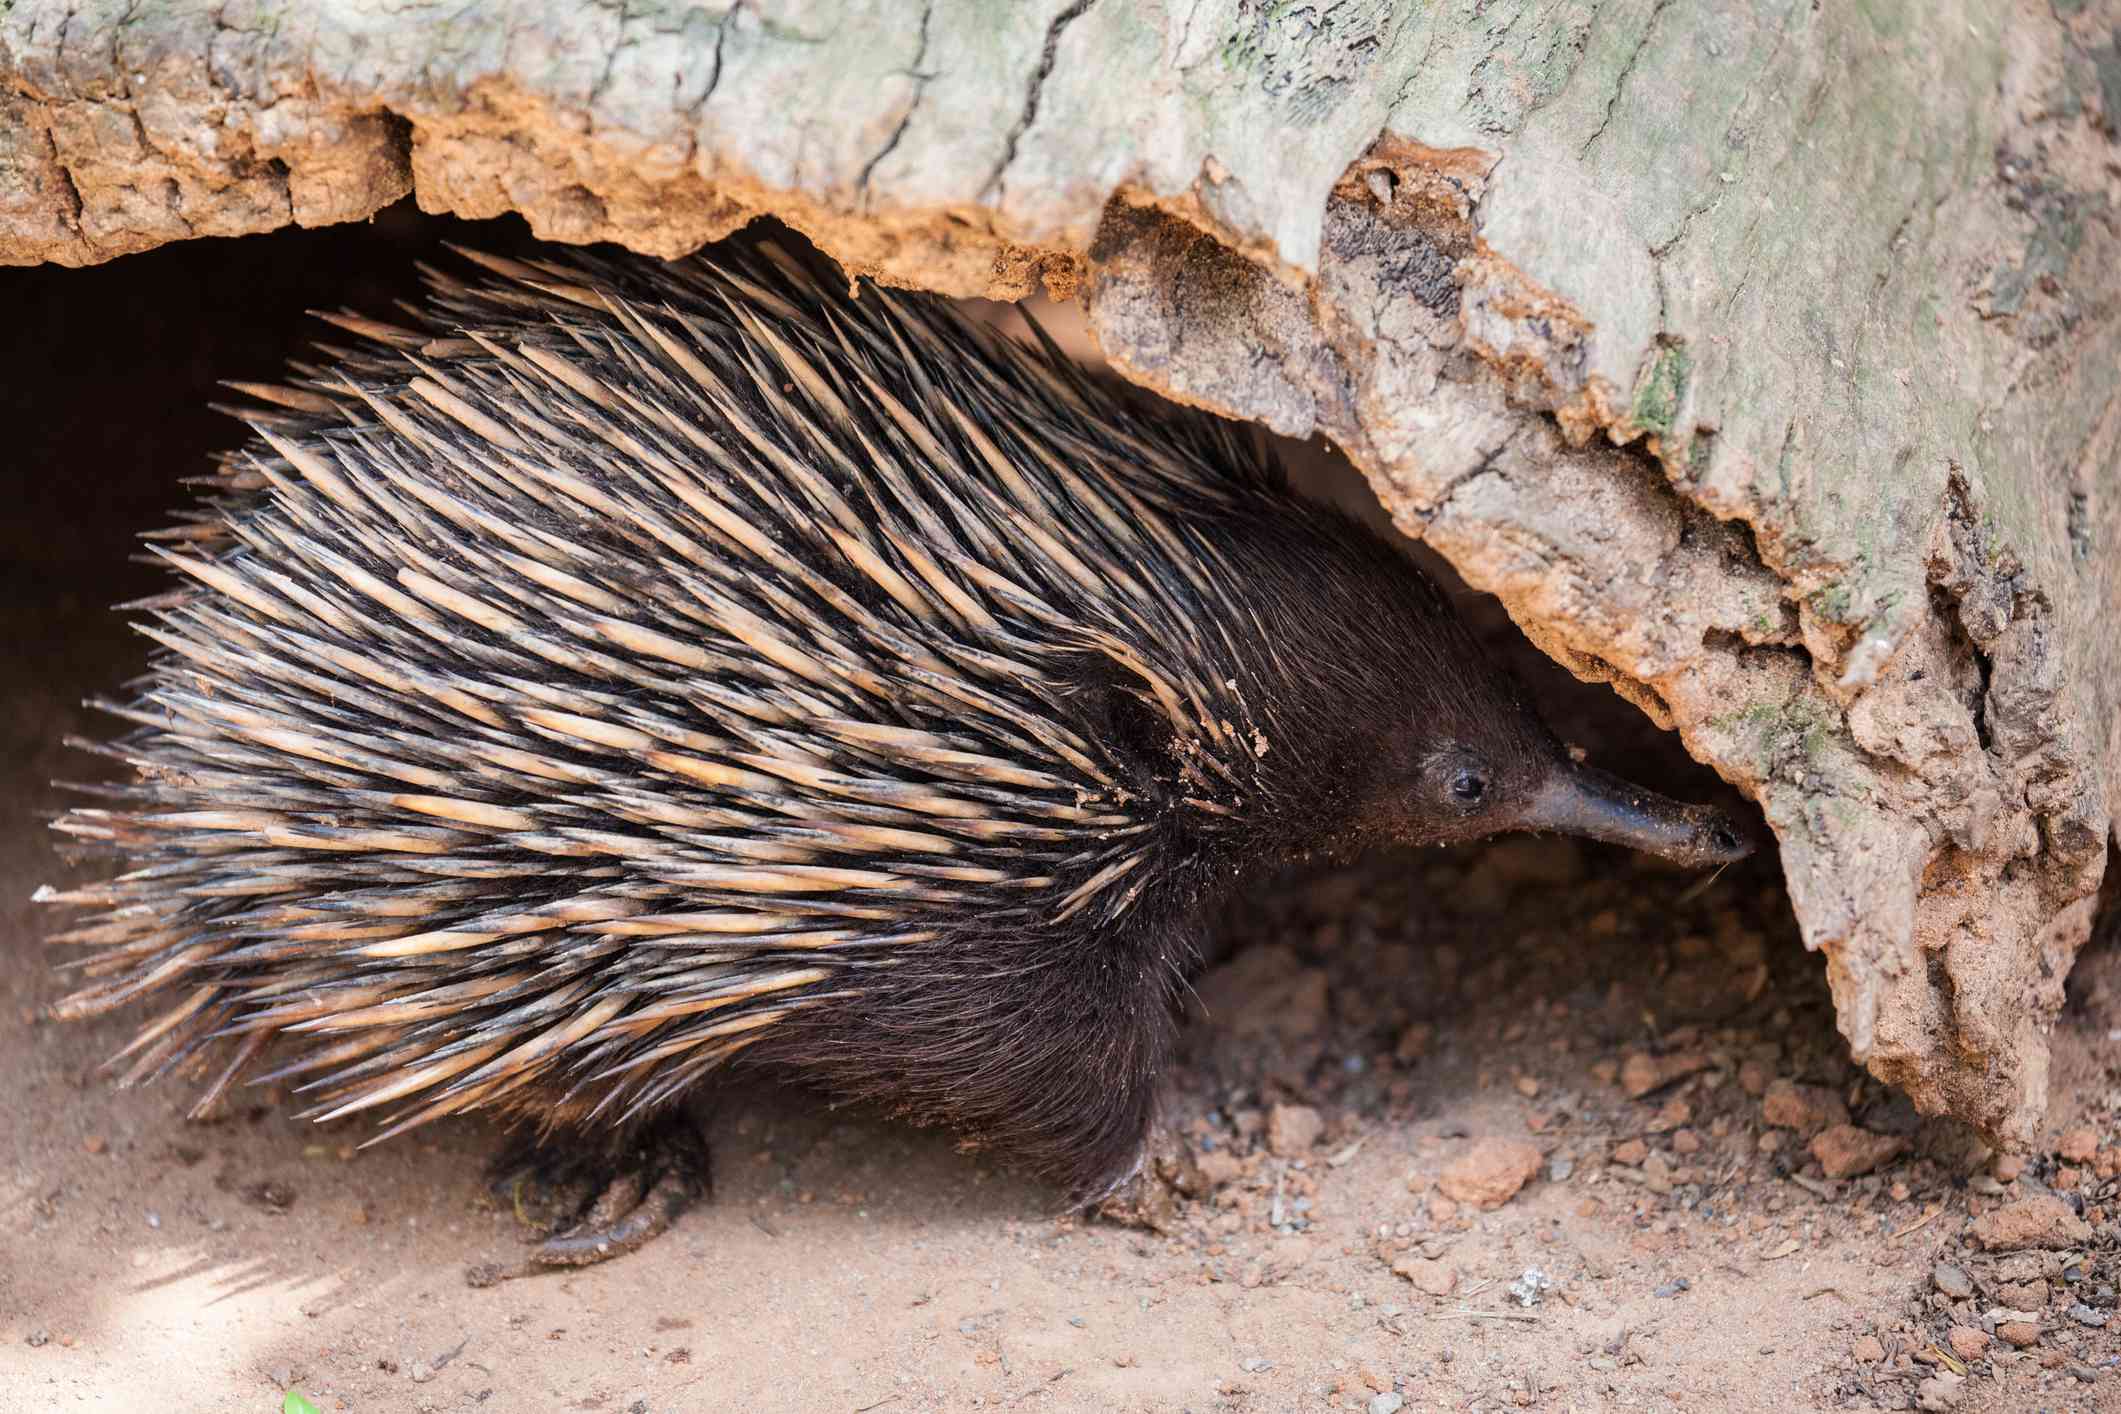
(3, 0), (2117, 1150)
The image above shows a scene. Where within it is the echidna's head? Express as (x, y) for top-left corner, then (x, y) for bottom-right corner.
(1228, 520), (1756, 872)
(1360, 699), (1755, 869)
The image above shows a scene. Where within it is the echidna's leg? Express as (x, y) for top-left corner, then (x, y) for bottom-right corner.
(479, 1114), (711, 1274)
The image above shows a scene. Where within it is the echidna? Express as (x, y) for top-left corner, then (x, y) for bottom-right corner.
(41, 240), (1752, 1268)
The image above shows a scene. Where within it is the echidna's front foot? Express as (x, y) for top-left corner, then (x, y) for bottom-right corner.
(471, 1115), (710, 1279)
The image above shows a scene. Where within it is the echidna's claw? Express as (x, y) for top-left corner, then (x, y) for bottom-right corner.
(535, 1153), (702, 1267)
(469, 1116), (710, 1280)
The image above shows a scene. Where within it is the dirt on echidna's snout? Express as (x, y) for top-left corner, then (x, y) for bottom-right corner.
(39, 240), (1753, 1271)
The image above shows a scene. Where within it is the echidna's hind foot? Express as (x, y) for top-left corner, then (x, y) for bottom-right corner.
(467, 1115), (710, 1281)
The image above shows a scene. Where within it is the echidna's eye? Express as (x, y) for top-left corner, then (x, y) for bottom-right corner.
(1449, 769), (1489, 806)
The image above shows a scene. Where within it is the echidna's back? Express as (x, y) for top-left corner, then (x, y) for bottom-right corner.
(42, 243), (1305, 1153)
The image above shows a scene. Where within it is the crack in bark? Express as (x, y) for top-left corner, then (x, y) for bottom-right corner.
(682, 0), (750, 118)
(2066, 390), (2117, 563)
(589, 0), (633, 110)
(1577, 0), (1675, 161)
(1937, 470), (2000, 757)
(983, 0), (1098, 201)
(25, 96), (85, 231)
(1172, 0), (1212, 72)
(50, 156), (83, 226)
(1649, 180), (1724, 261)
(1645, 0), (1801, 257)
(857, 0), (933, 205)
(691, 0), (737, 115)
(1418, 439), (1511, 525)
(1385, 8), (1451, 117)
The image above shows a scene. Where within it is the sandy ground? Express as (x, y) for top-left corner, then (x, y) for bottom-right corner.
(2, 212), (2117, 1414)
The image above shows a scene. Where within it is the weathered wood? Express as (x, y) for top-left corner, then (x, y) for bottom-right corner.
(3, 0), (2116, 1149)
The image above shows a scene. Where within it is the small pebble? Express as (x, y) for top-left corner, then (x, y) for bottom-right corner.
(1438, 1138), (1542, 1209)
(408, 1361), (436, 1383)
(2067, 1304), (2108, 1328)
(1195, 1150), (1243, 1190)
(1932, 1264), (1974, 1300)
(1995, 1279), (2047, 1310)
(1809, 1124), (1905, 1179)
(1067, 1316), (1086, 1329)
(1852, 1335), (1887, 1363)
(1760, 1080), (1847, 1136)
(1645, 1098), (1690, 1134)
(1996, 1321), (2040, 1348)
(1653, 1278), (1690, 1299)
(1368, 1394), (1405, 1414)
(1239, 1356), (1274, 1373)
(25, 1330), (49, 1348)
(1391, 1256), (1458, 1297)
(1969, 1196), (2093, 1251)
(1946, 1326), (1989, 1361)
(1266, 1104), (1323, 1158)
(2057, 1128), (2098, 1164)
(1620, 1051), (1708, 1099)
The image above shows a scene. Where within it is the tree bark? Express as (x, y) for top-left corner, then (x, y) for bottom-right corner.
(4, 0), (2117, 1149)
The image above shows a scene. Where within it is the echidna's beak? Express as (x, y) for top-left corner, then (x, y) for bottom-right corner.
(1522, 762), (1755, 868)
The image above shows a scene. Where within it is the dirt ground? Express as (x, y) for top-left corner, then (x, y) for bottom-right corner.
(2, 212), (2117, 1414)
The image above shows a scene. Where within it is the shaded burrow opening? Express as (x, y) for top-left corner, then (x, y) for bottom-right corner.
(0, 199), (1895, 1202)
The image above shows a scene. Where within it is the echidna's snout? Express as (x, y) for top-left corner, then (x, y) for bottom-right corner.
(1518, 760), (1756, 869)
